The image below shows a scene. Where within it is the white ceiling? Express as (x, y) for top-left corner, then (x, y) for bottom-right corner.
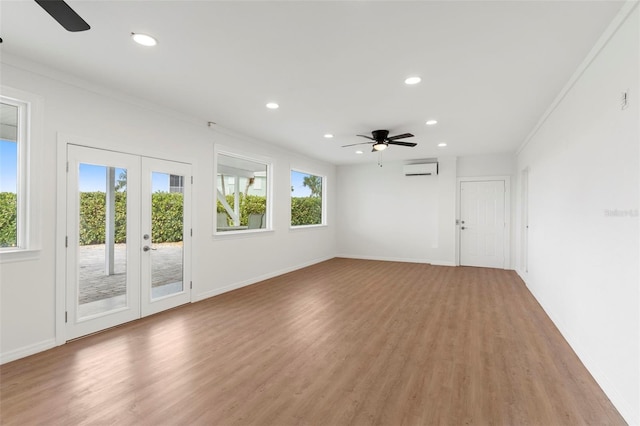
(0, 1), (624, 165)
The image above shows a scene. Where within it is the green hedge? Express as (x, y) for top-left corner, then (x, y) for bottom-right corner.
(150, 193), (184, 243)
(0, 192), (17, 247)
(291, 197), (322, 226)
(79, 192), (127, 245)
(216, 194), (321, 226)
(1, 190), (322, 247)
(79, 191), (183, 245)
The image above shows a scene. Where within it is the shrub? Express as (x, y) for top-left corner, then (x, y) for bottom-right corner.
(0, 192), (17, 247)
(150, 192), (183, 243)
(79, 191), (183, 245)
(291, 197), (322, 226)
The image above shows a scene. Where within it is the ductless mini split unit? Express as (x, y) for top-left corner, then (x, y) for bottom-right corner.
(403, 162), (438, 176)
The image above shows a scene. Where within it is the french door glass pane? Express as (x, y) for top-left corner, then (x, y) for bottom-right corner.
(78, 164), (128, 318)
(150, 172), (184, 299)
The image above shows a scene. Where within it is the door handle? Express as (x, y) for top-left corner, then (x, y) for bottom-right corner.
(461, 226), (466, 230)
(143, 246), (157, 252)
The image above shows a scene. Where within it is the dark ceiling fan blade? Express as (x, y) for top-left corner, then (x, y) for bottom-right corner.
(35, 0), (90, 32)
(387, 133), (414, 141)
(388, 141), (418, 147)
(342, 142), (374, 147)
(356, 134), (375, 141)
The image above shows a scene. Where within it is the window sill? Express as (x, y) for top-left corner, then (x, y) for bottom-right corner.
(213, 228), (274, 239)
(289, 224), (327, 231)
(0, 248), (42, 263)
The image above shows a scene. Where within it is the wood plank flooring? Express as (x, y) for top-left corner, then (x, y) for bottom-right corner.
(0, 258), (625, 425)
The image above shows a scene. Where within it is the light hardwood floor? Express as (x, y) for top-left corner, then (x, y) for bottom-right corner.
(0, 258), (625, 425)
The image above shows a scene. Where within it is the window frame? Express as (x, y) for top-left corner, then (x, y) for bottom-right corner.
(289, 168), (327, 229)
(213, 148), (273, 236)
(0, 94), (30, 253)
(0, 86), (42, 262)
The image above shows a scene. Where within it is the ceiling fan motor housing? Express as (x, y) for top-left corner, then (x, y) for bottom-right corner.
(372, 130), (390, 142)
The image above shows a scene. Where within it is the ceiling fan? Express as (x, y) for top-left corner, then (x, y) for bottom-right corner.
(342, 130), (417, 152)
(35, 0), (90, 32)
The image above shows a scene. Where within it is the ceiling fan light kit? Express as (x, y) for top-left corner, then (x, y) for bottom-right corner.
(342, 129), (418, 156)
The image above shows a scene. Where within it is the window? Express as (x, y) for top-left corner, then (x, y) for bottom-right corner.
(290, 170), (325, 227)
(0, 98), (28, 250)
(215, 152), (271, 234)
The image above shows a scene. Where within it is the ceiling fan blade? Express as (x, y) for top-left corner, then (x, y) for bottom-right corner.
(388, 141), (418, 147)
(356, 134), (375, 141)
(387, 133), (414, 141)
(35, 0), (90, 32)
(342, 142), (373, 147)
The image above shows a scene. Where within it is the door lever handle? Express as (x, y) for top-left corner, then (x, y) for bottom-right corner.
(461, 226), (466, 230)
(143, 246), (157, 252)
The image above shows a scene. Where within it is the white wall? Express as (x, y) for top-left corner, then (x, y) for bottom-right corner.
(457, 153), (515, 177)
(515, 5), (639, 424)
(0, 57), (336, 362)
(336, 156), (457, 265)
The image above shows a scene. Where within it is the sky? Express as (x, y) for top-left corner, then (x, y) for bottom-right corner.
(291, 170), (314, 197)
(0, 140), (17, 192)
(79, 164), (170, 192)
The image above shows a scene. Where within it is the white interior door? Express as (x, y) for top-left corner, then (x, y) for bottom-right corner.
(459, 180), (506, 268)
(66, 145), (141, 339)
(140, 158), (191, 316)
(66, 146), (191, 339)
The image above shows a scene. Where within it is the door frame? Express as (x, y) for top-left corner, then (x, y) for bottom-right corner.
(455, 176), (511, 269)
(55, 133), (194, 345)
(520, 168), (529, 276)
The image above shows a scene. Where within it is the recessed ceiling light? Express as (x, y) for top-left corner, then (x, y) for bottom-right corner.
(355, 150), (363, 154)
(324, 134), (334, 139)
(131, 33), (157, 47)
(266, 102), (279, 109)
(404, 76), (421, 85)
(438, 142), (447, 147)
(426, 119), (438, 126)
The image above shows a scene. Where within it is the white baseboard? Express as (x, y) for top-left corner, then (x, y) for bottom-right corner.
(521, 277), (638, 426)
(193, 255), (334, 302)
(429, 260), (457, 267)
(1, 338), (56, 365)
(336, 254), (456, 267)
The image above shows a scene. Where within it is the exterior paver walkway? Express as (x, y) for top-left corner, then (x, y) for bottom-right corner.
(78, 243), (182, 304)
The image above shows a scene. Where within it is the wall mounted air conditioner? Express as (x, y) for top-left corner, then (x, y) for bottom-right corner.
(404, 163), (438, 176)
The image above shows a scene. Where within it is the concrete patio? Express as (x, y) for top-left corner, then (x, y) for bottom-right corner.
(78, 242), (183, 305)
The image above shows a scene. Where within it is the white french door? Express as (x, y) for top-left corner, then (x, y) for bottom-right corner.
(459, 180), (506, 268)
(66, 145), (191, 339)
(140, 157), (191, 317)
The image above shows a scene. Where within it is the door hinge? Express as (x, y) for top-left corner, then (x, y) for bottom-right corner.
(65, 236), (68, 248)
(190, 281), (193, 289)
(66, 162), (69, 172)
(190, 228), (193, 237)
(191, 176), (193, 184)
(65, 311), (68, 323)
